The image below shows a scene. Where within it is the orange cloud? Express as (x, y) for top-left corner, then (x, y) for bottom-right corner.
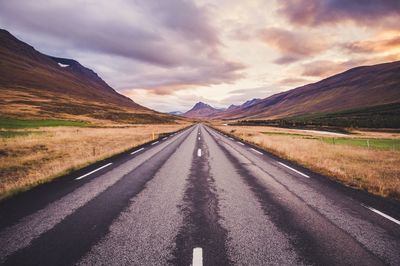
(259, 27), (329, 64)
(301, 54), (400, 78)
(342, 36), (400, 53)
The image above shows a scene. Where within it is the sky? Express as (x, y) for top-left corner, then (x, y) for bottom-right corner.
(0, 0), (399, 112)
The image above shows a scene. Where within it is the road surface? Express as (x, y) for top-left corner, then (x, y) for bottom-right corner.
(0, 124), (399, 265)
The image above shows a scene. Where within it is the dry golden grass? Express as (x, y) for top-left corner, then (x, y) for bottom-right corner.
(214, 125), (400, 201)
(0, 124), (188, 199)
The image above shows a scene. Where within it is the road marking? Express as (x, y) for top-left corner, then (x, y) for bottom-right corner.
(362, 205), (400, 225)
(162, 137), (168, 140)
(237, 141), (245, 145)
(75, 163), (113, 180)
(130, 147), (144, 155)
(151, 141), (159, 145)
(198, 137), (201, 140)
(192, 247), (203, 266)
(250, 148), (263, 155)
(229, 137), (234, 140)
(197, 148), (202, 157)
(278, 162), (310, 178)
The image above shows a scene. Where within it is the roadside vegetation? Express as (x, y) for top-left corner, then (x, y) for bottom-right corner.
(0, 123), (188, 200)
(214, 124), (400, 201)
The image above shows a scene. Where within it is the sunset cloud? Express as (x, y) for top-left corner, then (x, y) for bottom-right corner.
(342, 36), (400, 54)
(259, 27), (329, 64)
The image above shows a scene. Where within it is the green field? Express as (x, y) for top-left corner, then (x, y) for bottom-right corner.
(0, 117), (89, 129)
(0, 130), (39, 138)
(321, 137), (400, 150)
(262, 131), (400, 150)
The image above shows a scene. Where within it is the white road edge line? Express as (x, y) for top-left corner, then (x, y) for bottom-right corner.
(151, 141), (159, 145)
(362, 205), (400, 226)
(162, 137), (168, 140)
(192, 247), (203, 266)
(197, 148), (202, 157)
(130, 147), (144, 155)
(237, 141), (245, 145)
(75, 163), (113, 180)
(278, 162), (310, 178)
(229, 137), (234, 140)
(250, 148), (263, 155)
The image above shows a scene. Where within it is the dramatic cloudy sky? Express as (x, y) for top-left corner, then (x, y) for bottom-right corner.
(1, 0), (399, 112)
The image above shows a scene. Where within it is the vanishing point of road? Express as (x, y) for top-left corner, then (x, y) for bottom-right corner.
(0, 124), (399, 265)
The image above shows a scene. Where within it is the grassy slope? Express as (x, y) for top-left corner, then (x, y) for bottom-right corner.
(235, 102), (400, 129)
(217, 61), (400, 121)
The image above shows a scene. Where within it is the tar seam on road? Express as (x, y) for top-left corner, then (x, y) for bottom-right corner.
(130, 147), (144, 155)
(75, 163), (113, 180)
(170, 128), (231, 266)
(278, 162), (310, 178)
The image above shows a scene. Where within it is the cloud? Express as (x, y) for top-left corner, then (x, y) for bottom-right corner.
(278, 77), (309, 86)
(278, 0), (400, 28)
(342, 36), (400, 53)
(0, 0), (245, 95)
(301, 54), (400, 78)
(259, 27), (328, 64)
(301, 60), (357, 77)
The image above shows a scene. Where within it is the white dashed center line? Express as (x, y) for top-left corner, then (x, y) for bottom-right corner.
(237, 141), (245, 145)
(229, 137), (234, 140)
(362, 205), (400, 225)
(130, 147), (144, 155)
(151, 141), (159, 145)
(192, 247), (203, 266)
(75, 163), (113, 180)
(197, 148), (202, 157)
(162, 137), (168, 140)
(278, 162), (310, 178)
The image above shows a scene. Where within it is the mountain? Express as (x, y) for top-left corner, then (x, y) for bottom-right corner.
(0, 29), (179, 124)
(183, 102), (224, 119)
(217, 61), (400, 123)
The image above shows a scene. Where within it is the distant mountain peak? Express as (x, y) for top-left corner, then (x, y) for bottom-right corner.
(192, 101), (212, 110)
(183, 101), (223, 119)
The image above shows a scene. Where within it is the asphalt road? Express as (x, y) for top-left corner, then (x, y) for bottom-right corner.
(0, 124), (399, 265)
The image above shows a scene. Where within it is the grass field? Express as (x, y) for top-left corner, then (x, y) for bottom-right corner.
(0, 117), (90, 128)
(0, 124), (188, 200)
(214, 124), (400, 201)
(261, 131), (400, 150)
